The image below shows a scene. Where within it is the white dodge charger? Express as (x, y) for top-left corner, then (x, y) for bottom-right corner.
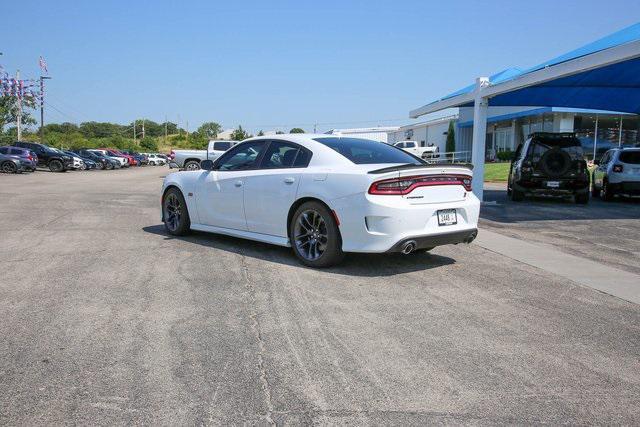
(161, 135), (480, 267)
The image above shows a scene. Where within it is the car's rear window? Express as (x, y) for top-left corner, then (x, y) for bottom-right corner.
(313, 137), (423, 165)
(619, 150), (640, 164)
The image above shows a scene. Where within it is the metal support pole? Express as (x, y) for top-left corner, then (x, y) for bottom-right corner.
(618, 115), (623, 147)
(471, 77), (490, 201)
(16, 70), (22, 141)
(593, 115), (599, 160)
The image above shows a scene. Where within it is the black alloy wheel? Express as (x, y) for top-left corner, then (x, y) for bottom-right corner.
(49, 159), (64, 172)
(290, 201), (344, 268)
(1, 161), (18, 174)
(163, 189), (190, 235)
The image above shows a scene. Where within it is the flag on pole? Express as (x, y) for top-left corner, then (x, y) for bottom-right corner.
(39, 56), (48, 74)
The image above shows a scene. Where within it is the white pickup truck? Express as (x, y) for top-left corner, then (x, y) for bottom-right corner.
(393, 141), (439, 160)
(169, 140), (239, 170)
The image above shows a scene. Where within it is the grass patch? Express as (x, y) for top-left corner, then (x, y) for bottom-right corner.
(484, 162), (510, 182)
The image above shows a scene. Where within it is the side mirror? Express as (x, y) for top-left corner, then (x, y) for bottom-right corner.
(200, 159), (215, 170)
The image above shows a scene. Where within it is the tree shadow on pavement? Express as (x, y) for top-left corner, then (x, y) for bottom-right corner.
(142, 224), (455, 277)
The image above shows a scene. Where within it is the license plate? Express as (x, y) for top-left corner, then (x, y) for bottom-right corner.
(546, 181), (560, 188)
(437, 209), (457, 226)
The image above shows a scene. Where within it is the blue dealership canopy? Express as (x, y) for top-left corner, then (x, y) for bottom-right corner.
(412, 22), (640, 115)
(409, 22), (640, 199)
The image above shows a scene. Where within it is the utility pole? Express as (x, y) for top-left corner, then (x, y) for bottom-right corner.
(133, 119), (136, 145)
(39, 76), (52, 143)
(16, 70), (22, 141)
(141, 118), (145, 139)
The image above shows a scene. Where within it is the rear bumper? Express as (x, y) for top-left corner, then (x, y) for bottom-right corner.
(386, 228), (477, 253)
(609, 181), (640, 195)
(513, 178), (589, 194)
(332, 191), (481, 253)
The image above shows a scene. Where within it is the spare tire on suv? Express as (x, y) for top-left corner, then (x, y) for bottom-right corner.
(508, 132), (590, 204)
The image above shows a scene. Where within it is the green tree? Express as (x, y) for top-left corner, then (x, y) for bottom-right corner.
(257, 130), (264, 136)
(289, 128), (305, 134)
(445, 120), (456, 153)
(0, 95), (37, 132)
(230, 125), (249, 141)
(140, 136), (158, 151)
(197, 122), (222, 139)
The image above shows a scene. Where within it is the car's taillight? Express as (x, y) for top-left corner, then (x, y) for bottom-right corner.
(27, 154), (33, 161)
(613, 164), (624, 173)
(368, 174), (472, 195)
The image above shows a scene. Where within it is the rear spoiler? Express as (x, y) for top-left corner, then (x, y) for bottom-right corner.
(368, 163), (474, 175)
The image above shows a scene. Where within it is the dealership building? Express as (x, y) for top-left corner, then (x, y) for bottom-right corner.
(388, 106), (639, 161)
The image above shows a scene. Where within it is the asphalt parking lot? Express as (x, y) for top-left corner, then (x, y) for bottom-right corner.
(1, 168), (640, 424)
(481, 182), (640, 275)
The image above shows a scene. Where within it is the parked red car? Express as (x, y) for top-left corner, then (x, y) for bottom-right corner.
(101, 148), (137, 166)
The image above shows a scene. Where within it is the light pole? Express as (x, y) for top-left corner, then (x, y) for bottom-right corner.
(39, 76), (52, 143)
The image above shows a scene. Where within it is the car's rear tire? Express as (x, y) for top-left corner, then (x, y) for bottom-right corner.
(49, 159), (64, 173)
(163, 188), (191, 236)
(510, 187), (525, 202)
(602, 179), (614, 202)
(1, 161), (17, 174)
(575, 192), (589, 204)
(184, 160), (201, 171)
(290, 201), (344, 268)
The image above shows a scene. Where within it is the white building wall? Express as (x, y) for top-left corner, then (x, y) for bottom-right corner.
(553, 113), (575, 132)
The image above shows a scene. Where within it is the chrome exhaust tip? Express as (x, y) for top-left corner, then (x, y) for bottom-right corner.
(401, 240), (417, 255)
(464, 231), (478, 243)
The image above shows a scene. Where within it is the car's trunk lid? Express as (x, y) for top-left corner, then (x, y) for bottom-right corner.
(366, 163), (473, 204)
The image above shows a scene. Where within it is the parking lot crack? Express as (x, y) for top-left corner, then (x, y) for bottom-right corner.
(240, 253), (276, 426)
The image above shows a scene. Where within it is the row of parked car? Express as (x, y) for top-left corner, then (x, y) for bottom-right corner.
(0, 141), (169, 173)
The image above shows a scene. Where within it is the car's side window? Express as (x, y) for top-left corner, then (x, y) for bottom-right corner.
(513, 143), (523, 161)
(406, 142), (415, 148)
(260, 141), (307, 169)
(213, 142), (231, 151)
(215, 141), (265, 171)
(396, 142), (404, 148)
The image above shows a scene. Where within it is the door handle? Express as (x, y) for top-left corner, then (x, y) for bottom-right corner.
(234, 180), (243, 187)
(284, 177), (295, 184)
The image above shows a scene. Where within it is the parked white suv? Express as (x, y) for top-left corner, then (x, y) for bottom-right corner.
(592, 148), (640, 200)
(148, 154), (166, 166)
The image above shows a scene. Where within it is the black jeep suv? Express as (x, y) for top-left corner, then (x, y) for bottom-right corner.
(14, 141), (75, 172)
(508, 133), (590, 204)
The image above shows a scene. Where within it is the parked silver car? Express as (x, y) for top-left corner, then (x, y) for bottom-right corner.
(592, 148), (640, 200)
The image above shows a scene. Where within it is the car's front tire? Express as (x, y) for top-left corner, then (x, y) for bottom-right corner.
(163, 188), (191, 236)
(290, 201), (344, 268)
(49, 159), (64, 173)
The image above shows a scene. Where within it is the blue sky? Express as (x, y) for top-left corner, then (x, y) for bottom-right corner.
(2, 0), (639, 134)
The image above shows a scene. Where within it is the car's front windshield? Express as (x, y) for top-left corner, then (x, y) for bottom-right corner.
(313, 137), (424, 165)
